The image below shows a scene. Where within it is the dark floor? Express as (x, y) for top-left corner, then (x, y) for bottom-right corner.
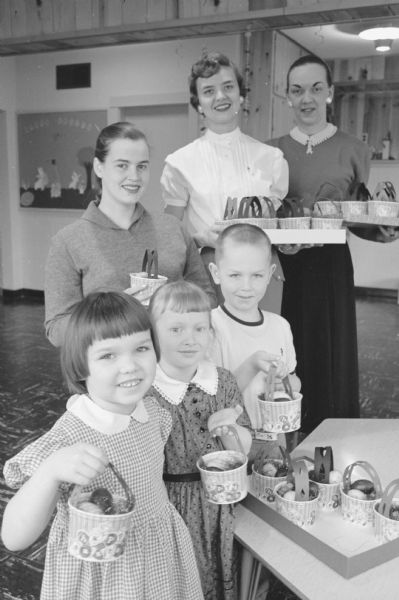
(0, 297), (398, 600)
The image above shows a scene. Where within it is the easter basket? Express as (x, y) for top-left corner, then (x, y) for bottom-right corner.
(274, 459), (319, 528)
(312, 182), (344, 230)
(305, 446), (342, 511)
(68, 462), (135, 562)
(216, 196), (278, 230)
(197, 425), (248, 505)
(368, 181), (398, 218)
(129, 249), (167, 306)
(374, 479), (399, 543)
(251, 444), (291, 503)
(340, 181), (370, 220)
(257, 368), (302, 433)
(278, 197), (311, 229)
(341, 460), (382, 527)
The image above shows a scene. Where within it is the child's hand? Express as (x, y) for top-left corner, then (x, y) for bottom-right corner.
(253, 351), (287, 379)
(39, 443), (108, 487)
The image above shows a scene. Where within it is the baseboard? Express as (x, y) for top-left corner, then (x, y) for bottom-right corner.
(1, 288), (44, 303)
(355, 286), (397, 301)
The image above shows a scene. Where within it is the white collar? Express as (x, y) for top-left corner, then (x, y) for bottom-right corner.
(67, 394), (149, 434)
(153, 361), (219, 405)
(204, 127), (241, 145)
(290, 123), (337, 154)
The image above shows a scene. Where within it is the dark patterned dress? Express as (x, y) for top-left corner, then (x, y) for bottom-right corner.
(151, 362), (250, 600)
(3, 395), (204, 600)
(270, 130), (370, 433)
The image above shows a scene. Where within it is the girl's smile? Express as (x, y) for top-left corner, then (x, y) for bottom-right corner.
(85, 331), (156, 414)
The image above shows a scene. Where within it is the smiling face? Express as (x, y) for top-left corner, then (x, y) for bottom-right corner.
(196, 66), (242, 133)
(85, 331), (157, 414)
(287, 63), (334, 135)
(154, 310), (212, 381)
(93, 137), (150, 212)
(210, 240), (275, 321)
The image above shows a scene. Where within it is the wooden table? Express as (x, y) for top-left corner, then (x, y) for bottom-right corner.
(235, 419), (399, 600)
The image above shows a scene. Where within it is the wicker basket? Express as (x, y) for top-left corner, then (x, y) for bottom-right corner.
(278, 217), (311, 230)
(311, 217), (344, 230)
(341, 461), (382, 527)
(367, 200), (399, 219)
(68, 463), (135, 562)
(215, 217), (277, 230)
(129, 273), (167, 306)
(340, 201), (368, 219)
(374, 479), (399, 543)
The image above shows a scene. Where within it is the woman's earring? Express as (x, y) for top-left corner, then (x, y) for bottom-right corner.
(198, 106), (203, 113)
(287, 100), (293, 107)
(326, 98), (332, 104)
(239, 96), (244, 104)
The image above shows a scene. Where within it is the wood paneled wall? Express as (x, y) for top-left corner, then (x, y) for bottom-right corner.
(0, 0), (249, 39)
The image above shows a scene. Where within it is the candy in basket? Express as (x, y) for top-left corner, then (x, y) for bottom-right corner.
(274, 459), (319, 527)
(68, 462), (135, 562)
(257, 366), (302, 433)
(305, 446), (342, 511)
(251, 444), (291, 503)
(196, 424), (248, 505)
(129, 249), (167, 306)
(277, 196), (311, 229)
(369, 181), (399, 218)
(312, 182), (344, 229)
(341, 460), (382, 527)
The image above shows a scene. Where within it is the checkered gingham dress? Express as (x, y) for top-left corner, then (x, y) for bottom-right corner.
(151, 367), (250, 600)
(4, 396), (204, 600)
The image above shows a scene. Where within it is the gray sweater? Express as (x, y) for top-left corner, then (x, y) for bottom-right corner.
(44, 202), (216, 346)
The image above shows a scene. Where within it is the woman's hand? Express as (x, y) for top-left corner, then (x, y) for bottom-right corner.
(194, 223), (225, 248)
(377, 226), (399, 243)
(278, 243), (323, 255)
(39, 443), (108, 487)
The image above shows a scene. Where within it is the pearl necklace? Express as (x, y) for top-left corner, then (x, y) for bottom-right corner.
(290, 123), (337, 154)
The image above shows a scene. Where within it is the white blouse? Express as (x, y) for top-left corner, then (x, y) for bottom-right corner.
(161, 127), (288, 238)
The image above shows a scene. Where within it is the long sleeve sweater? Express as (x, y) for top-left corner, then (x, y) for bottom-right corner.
(44, 201), (216, 346)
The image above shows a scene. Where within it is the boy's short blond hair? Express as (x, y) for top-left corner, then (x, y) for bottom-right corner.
(214, 224), (272, 264)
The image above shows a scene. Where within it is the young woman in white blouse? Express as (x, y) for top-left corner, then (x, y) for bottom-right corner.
(161, 51), (288, 311)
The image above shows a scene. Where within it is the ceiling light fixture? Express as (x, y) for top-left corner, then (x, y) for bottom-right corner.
(358, 26), (399, 41)
(374, 39), (393, 53)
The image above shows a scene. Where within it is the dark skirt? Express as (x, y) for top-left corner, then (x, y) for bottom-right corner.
(279, 244), (359, 434)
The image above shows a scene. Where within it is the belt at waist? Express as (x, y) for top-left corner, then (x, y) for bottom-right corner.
(163, 472), (201, 482)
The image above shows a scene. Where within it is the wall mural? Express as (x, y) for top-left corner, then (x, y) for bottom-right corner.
(18, 110), (107, 209)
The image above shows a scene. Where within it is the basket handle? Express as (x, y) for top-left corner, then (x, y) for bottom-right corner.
(377, 479), (399, 517)
(289, 459), (310, 501)
(223, 196), (238, 220)
(314, 446), (333, 484)
(260, 196), (276, 218)
(200, 423), (246, 457)
(238, 196), (263, 218)
(142, 249), (159, 279)
(315, 181), (343, 203)
(342, 460), (382, 496)
(280, 197), (305, 218)
(69, 462), (135, 512)
(264, 364), (277, 402)
(282, 376), (293, 399)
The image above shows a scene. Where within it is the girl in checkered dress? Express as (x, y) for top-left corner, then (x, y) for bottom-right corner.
(148, 281), (252, 600)
(1, 291), (204, 600)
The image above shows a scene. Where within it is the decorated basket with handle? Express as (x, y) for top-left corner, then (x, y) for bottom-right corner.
(251, 444), (291, 503)
(216, 196), (278, 229)
(341, 460), (382, 526)
(307, 446), (342, 511)
(274, 459), (319, 527)
(196, 425), (248, 505)
(257, 368), (302, 433)
(68, 462), (135, 562)
(312, 182), (344, 229)
(374, 479), (399, 543)
(278, 197), (311, 229)
(369, 181), (399, 218)
(129, 249), (167, 306)
(340, 181), (370, 219)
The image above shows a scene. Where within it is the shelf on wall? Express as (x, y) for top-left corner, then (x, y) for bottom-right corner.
(335, 79), (399, 95)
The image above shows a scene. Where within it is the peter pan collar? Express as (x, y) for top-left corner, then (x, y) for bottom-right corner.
(204, 127), (241, 146)
(67, 394), (149, 434)
(153, 361), (219, 405)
